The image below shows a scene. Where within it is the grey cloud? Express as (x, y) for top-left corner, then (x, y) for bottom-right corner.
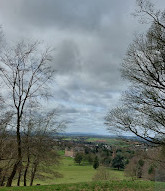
(54, 39), (81, 74)
(0, 0), (135, 32)
(1, 0), (164, 134)
(58, 105), (79, 114)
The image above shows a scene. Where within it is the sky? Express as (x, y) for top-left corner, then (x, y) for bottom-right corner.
(0, 0), (164, 135)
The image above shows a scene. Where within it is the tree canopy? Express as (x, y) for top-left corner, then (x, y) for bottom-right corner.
(105, 0), (165, 145)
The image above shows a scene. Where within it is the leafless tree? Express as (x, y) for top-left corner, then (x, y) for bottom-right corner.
(27, 110), (61, 186)
(92, 167), (110, 181)
(0, 111), (16, 186)
(105, 0), (165, 145)
(20, 107), (64, 186)
(125, 147), (165, 181)
(0, 40), (55, 186)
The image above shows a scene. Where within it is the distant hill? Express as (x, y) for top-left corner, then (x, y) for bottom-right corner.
(56, 132), (147, 142)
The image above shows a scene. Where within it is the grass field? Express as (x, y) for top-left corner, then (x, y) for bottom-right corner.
(86, 137), (130, 147)
(1, 154), (165, 190)
(9, 151), (126, 186)
(35, 156), (96, 185)
(62, 137), (130, 148)
(1, 180), (165, 191)
(33, 154), (127, 185)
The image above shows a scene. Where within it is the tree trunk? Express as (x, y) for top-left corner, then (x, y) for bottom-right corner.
(24, 129), (30, 186)
(24, 157), (30, 186)
(30, 171), (35, 186)
(0, 175), (6, 186)
(6, 161), (20, 187)
(17, 165), (22, 186)
(30, 162), (38, 186)
(7, 113), (22, 187)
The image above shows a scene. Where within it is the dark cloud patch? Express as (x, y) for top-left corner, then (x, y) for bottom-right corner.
(0, 0), (135, 31)
(54, 40), (81, 74)
(58, 105), (79, 114)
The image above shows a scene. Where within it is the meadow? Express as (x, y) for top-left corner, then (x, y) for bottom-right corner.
(1, 180), (165, 191)
(63, 137), (130, 147)
(1, 152), (165, 191)
(32, 153), (126, 185)
(86, 137), (130, 147)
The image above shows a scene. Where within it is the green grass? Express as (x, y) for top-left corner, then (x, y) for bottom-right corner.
(86, 138), (129, 147)
(33, 155), (130, 185)
(62, 137), (130, 147)
(58, 150), (65, 156)
(1, 180), (165, 191)
(2, 154), (165, 190)
(12, 154), (128, 186)
(36, 156), (96, 185)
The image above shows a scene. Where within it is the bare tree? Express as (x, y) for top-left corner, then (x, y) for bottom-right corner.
(0, 111), (16, 186)
(0, 41), (55, 186)
(27, 110), (61, 186)
(105, 0), (165, 145)
(20, 107), (64, 186)
(92, 167), (110, 181)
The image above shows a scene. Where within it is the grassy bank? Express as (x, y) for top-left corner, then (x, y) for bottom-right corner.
(1, 180), (165, 191)
(2, 154), (165, 190)
(33, 155), (126, 185)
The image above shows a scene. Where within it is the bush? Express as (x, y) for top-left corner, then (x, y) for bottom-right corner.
(112, 154), (125, 170)
(74, 153), (83, 165)
(93, 156), (99, 169)
(92, 167), (110, 181)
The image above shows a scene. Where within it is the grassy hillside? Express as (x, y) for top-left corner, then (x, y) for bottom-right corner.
(34, 156), (96, 185)
(1, 153), (165, 190)
(63, 136), (130, 147)
(1, 180), (165, 191)
(86, 137), (129, 147)
(33, 154), (126, 185)
(9, 151), (126, 186)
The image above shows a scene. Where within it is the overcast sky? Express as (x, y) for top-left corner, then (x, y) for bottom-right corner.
(0, 0), (164, 135)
